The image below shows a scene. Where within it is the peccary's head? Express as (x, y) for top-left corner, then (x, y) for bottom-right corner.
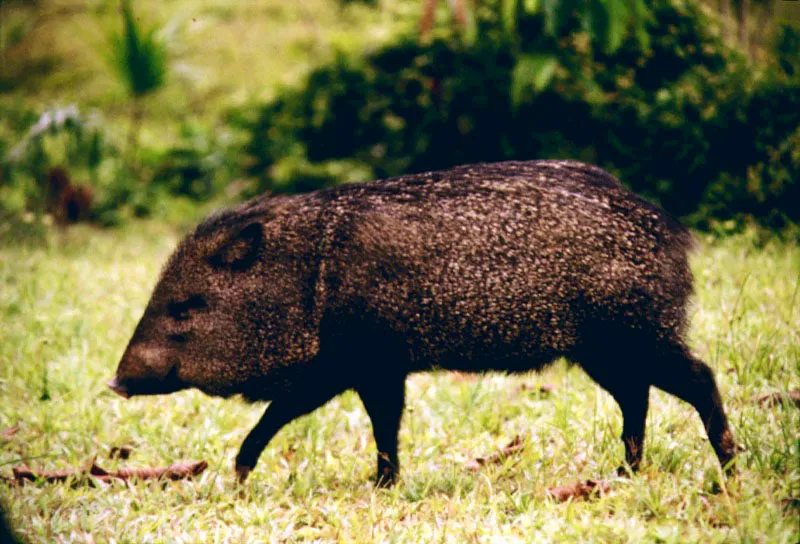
(108, 196), (322, 400)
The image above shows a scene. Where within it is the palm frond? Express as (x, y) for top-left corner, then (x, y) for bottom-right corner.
(107, 1), (167, 98)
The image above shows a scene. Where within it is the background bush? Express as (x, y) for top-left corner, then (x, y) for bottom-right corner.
(243, 0), (800, 229)
(1, 0), (798, 232)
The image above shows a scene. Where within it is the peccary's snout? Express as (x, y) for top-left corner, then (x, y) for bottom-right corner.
(110, 344), (185, 397)
(106, 376), (130, 398)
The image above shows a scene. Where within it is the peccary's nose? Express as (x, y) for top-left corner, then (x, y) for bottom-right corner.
(107, 377), (130, 398)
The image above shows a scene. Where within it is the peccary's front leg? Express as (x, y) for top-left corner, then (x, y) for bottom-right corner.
(356, 374), (407, 487)
(235, 379), (349, 482)
(579, 357), (650, 474)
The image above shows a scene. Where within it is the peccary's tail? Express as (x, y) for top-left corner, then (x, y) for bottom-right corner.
(671, 217), (697, 254)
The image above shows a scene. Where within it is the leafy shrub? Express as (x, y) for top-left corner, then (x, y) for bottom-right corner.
(0, 106), (217, 226)
(150, 122), (241, 201)
(775, 24), (800, 78)
(1, 105), (111, 215)
(243, 0), (800, 229)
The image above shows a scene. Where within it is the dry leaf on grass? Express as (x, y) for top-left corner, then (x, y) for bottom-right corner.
(465, 435), (525, 471)
(0, 426), (19, 441)
(754, 391), (800, 409)
(8, 460), (207, 487)
(281, 446), (297, 462)
(547, 479), (611, 502)
(451, 371), (478, 382)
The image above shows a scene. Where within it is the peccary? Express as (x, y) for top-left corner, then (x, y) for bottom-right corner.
(109, 160), (737, 486)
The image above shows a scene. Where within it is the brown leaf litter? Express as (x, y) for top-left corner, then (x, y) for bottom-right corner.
(547, 479), (612, 502)
(0, 426), (20, 441)
(753, 391), (800, 409)
(6, 460), (207, 487)
(465, 435), (525, 471)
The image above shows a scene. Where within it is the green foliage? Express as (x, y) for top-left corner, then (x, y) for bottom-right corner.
(703, 125), (800, 231)
(503, 0), (651, 53)
(90, 122), (243, 225)
(775, 24), (800, 79)
(510, 53), (558, 107)
(0, 105), (231, 226)
(0, 106), (112, 215)
(2, 0), (796, 230)
(150, 123), (239, 201)
(243, 0), (800, 229)
(107, 1), (167, 99)
(502, 0), (651, 104)
(4, 106), (107, 179)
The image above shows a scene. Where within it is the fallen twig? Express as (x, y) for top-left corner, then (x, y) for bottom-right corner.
(465, 435), (525, 471)
(547, 479), (611, 502)
(753, 391), (800, 409)
(0, 426), (19, 441)
(8, 460), (207, 487)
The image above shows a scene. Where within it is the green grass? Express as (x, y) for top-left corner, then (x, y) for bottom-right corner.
(1, 224), (799, 542)
(0, 0), (413, 137)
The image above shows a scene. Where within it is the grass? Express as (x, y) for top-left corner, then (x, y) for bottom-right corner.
(0, 0), (412, 135)
(0, 223), (798, 542)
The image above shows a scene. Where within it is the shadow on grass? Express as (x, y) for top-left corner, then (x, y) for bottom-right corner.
(0, 212), (50, 248)
(400, 470), (477, 503)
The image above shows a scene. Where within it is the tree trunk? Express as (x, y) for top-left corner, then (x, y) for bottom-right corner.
(420, 0), (438, 40)
(720, 0), (731, 45)
(738, 0), (750, 53)
(753, 0), (775, 60)
(448, 0), (467, 27)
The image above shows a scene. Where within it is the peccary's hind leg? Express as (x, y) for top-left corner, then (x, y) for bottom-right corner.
(235, 379), (349, 483)
(580, 361), (650, 474)
(650, 348), (737, 475)
(612, 385), (650, 474)
(356, 374), (407, 488)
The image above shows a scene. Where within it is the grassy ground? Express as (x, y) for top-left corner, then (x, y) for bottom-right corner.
(0, 0), (411, 136)
(0, 222), (798, 542)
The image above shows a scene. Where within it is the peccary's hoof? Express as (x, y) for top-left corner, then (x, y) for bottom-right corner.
(375, 477), (396, 489)
(235, 463), (252, 483)
(375, 468), (397, 488)
(722, 457), (738, 478)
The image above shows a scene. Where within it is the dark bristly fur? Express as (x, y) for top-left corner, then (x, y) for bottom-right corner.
(110, 160), (737, 487)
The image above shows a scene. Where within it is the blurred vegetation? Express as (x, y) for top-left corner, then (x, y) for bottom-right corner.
(1, 0), (799, 232)
(243, 0), (800, 231)
(106, 0), (168, 162)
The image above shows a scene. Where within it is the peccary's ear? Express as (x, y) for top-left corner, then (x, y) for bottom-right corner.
(209, 221), (263, 271)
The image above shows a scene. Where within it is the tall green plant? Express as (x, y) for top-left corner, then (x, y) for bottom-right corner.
(106, 0), (167, 163)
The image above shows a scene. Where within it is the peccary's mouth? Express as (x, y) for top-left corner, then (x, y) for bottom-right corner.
(107, 365), (186, 398)
(107, 377), (130, 398)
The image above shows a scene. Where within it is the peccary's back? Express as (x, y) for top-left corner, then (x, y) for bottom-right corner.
(319, 161), (694, 371)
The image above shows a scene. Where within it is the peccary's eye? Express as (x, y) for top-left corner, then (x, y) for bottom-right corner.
(168, 295), (207, 321)
(168, 333), (188, 343)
